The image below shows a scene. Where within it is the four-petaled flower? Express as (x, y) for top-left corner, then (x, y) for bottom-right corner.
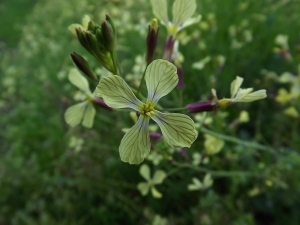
(64, 68), (96, 128)
(137, 164), (166, 198)
(150, 0), (201, 36)
(96, 59), (197, 164)
(212, 76), (267, 108)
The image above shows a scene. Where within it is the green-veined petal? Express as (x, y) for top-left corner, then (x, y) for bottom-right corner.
(152, 170), (166, 184)
(64, 102), (86, 128)
(145, 59), (178, 104)
(68, 68), (90, 93)
(230, 76), (243, 98)
(140, 164), (151, 180)
(151, 110), (197, 148)
(137, 182), (150, 196)
(119, 115), (151, 164)
(96, 75), (143, 111)
(179, 15), (201, 31)
(172, 0), (197, 26)
(150, 0), (169, 24)
(82, 104), (96, 128)
(237, 90), (267, 102)
(151, 187), (163, 198)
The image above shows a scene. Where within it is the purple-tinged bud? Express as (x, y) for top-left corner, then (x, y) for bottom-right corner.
(92, 97), (113, 111)
(175, 148), (187, 157)
(146, 18), (159, 65)
(162, 36), (176, 61)
(149, 132), (162, 141)
(176, 66), (184, 89)
(187, 101), (217, 113)
(70, 52), (97, 81)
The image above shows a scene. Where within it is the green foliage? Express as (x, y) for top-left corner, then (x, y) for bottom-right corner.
(1, 0), (300, 224)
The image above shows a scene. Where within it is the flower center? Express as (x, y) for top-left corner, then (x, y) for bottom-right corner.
(140, 102), (155, 116)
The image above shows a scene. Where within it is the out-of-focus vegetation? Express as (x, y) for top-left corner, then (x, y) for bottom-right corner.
(0, 0), (300, 224)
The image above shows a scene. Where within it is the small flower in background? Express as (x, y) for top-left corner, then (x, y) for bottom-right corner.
(283, 107), (299, 118)
(64, 68), (111, 128)
(150, 0), (201, 37)
(187, 174), (213, 191)
(64, 68), (96, 128)
(192, 152), (209, 166)
(273, 34), (292, 61)
(68, 136), (84, 153)
(97, 59), (197, 164)
(147, 151), (163, 166)
(192, 56), (211, 70)
(137, 164), (166, 198)
(277, 67), (300, 98)
(238, 110), (250, 123)
(204, 134), (224, 155)
(212, 76), (267, 108)
(275, 88), (293, 104)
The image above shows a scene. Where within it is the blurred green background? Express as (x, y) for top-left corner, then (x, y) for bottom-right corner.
(1, 0), (300, 224)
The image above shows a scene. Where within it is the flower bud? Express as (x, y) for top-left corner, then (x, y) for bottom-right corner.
(146, 18), (159, 65)
(70, 52), (97, 81)
(101, 20), (115, 52)
(187, 101), (217, 113)
(149, 132), (162, 141)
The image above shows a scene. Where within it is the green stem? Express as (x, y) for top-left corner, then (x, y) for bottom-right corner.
(137, 65), (148, 96)
(172, 162), (260, 177)
(199, 127), (276, 154)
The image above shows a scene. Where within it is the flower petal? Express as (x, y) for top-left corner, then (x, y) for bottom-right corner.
(68, 24), (84, 36)
(119, 115), (151, 164)
(68, 68), (90, 93)
(172, 0), (197, 26)
(137, 182), (150, 196)
(153, 170), (166, 184)
(64, 102), (86, 128)
(151, 187), (163, 198)
(139, 164), (151, 180)
(96, 75), (143, 111)
(82, 104), (96, 128)
(230, 76), (243, 98)
(179, 15), (201, 31)
(238, 89), (267, 102)
(145, 59), (178, 104)
(150, 0), (169, 24)
(151, 111), (197, 148)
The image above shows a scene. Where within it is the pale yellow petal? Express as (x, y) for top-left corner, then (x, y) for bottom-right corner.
(96, 75), (143, 111)
(68, 24), (84, 36)
(119, 115), (151, 164)
(137, 182), (150, 196)
(151, 111), (197, 148)
(64, 102), (86, 128)
(230, 76), (243, 98)
(152, 170), (166, 184)
(151, 187), (163, 198)
(145, 60), (178, 104)
(82, 104), (96, 128)
(238, 90), (267, 102)
(150, 0), (169, 23)
(68, 68), (90, 93)
(139, 164), (151, 180)
(82, 15), (91, 29)
(179, 15), (201, 31)
(172, 0), (197, 26)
